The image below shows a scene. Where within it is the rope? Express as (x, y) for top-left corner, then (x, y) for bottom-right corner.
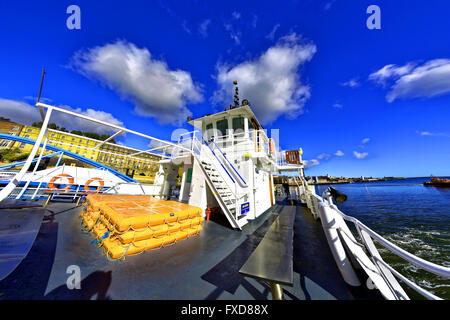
(119, 243), (132, 261)
(91, 230), (109, 245)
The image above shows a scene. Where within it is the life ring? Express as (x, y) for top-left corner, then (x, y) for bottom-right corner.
(84, 177), (104, 193)
(48, 173), (74, 191)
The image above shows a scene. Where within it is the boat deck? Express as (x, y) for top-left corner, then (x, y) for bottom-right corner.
(0, 199), (373, 300)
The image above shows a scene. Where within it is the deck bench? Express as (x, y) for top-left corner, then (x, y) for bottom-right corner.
(239, 206), (296, 300)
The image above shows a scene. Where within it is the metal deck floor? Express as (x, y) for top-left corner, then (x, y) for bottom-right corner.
(0, 200), (363, 300)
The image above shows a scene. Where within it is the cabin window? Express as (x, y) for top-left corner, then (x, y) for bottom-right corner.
(205, 123), (213, 141)
(216, 119), (228, 137)
(232, 117), (245, 135)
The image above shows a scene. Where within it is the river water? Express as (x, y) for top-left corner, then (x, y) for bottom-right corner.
(315, 177), (450, 300)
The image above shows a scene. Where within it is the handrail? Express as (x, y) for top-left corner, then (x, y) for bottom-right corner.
(373, 256), (442, 300)
(208, 138), (247, 186)
(201, 136), (235, 184)
(308, 189), (450, 299)
(0, 134), (137, 183)
(192, 153), (240, 228)
(329, 203), (450, 279)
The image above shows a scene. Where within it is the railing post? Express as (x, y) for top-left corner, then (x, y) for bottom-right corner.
(317, 201), (361, 286)
(270, 283), (284, 300)
(44, 193), (53, 207)
(0, 107), (53, 202)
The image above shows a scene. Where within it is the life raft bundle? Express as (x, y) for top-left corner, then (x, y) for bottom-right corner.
(80, 194), (204, 260)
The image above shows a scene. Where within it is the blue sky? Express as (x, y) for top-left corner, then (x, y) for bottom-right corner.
(0, 1), (449, 177)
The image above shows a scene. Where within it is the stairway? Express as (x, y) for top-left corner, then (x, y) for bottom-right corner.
(195, 152), (248, 229)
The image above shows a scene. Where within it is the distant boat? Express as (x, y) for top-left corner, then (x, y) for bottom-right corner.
(424, 176), (450, 187)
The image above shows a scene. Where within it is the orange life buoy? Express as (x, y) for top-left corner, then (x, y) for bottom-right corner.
(48, 173), (74, 191)
(269, 138), (275, 154)
(84, 177), (105, 193)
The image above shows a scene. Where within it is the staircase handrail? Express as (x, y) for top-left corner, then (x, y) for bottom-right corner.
(208, 138), (247, 187)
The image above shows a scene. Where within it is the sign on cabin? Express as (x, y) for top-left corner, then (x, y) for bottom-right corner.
(285, 150), (300, 164)
(241, 202), (250, 215)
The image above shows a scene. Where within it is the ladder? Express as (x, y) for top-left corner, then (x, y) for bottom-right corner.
(195, 150), (248, 229)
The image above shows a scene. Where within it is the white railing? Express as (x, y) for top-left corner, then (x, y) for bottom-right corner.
(301, 184), (450, 300)
(0, 102), (193, 203)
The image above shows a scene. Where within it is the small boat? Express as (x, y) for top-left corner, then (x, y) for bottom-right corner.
(424, 176), (450, 187)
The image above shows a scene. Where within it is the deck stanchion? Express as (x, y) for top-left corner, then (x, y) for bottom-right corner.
(44, 193), (53, 207)
(270, 283), (284, 300)
(76, 195), (83, 206)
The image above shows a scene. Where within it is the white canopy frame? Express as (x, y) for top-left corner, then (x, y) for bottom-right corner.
(0, 102), (193, 202)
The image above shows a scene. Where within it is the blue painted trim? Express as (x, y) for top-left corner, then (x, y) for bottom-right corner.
(0, 134), (137, 183)
(55, 152), (63, 167)
(201, 136), (235, 184)
(209, 139), (247, 185)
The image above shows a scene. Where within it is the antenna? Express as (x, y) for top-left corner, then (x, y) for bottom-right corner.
(36, 68), (46, 104)
(233, 80), (239, 108)
(36, 67), (48, 125)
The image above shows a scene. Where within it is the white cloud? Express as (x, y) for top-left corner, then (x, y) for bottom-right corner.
(334, 150), (344, 156)
(369, 59), (450, 102)
(317, 153), (331, 160)
(361, 138), (370, 144)
(212, 33), (317, 124)
(353, 151), (369, 159)
(341, 78), (360, 88)
(70, 40), (203, 125)
(24, 96), (53, 103)
(418, 130), (450, 137)
(0, 98), (123, 134)
(303, 159), (320, 169)
(198, 19), (211, 38)
(266, 24), (280, 40)
(369, 63), (416, 87)
(251, 14), (258, 28)
(332, 103), (343, 108)
(181, 20), (192, 34)
(224, 23), (241, 45)
(324, 0), (336, 10)
(232, 11), (241, 20)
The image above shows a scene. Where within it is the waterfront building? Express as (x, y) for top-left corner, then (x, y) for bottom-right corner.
(0, 122), (162, 181)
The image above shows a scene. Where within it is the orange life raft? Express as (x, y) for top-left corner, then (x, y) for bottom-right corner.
(80, 194), (204, 260)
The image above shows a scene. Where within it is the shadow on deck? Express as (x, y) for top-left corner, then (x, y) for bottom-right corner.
(0, 200), (375, 300)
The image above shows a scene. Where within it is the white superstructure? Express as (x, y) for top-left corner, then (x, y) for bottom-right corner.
(150, 101), (303, 229)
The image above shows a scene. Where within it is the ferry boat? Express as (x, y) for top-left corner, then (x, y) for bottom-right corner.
(424, 176), (450, 187)
(0, 82), (448, 300)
